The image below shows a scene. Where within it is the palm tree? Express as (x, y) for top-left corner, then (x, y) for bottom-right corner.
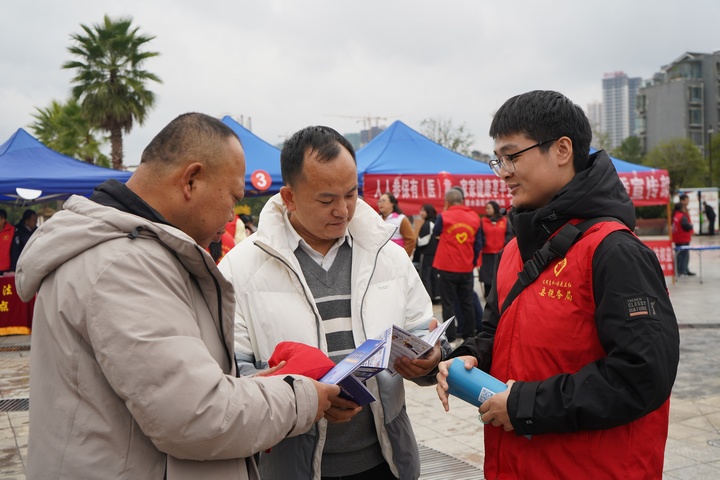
(30, 98), (109, 167)
(62, 15), (161, 170)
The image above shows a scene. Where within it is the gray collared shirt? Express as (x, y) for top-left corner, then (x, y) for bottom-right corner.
(283, 212), (352, 271)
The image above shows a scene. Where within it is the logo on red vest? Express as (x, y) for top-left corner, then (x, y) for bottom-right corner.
(553, 258), (567, 276)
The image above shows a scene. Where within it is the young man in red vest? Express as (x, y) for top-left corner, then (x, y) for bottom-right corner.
(436, 90), (679, 479)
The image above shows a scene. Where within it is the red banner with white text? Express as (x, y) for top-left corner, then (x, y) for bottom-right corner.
(363, 170), (670, 215)
(0, 275), (34, 336)
(642, 239), (675, 277)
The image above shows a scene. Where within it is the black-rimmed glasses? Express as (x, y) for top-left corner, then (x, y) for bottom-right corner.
(489, 138), (560, 177)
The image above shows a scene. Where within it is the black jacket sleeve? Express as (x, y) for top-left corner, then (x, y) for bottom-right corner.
(473, 226), (483, 266)
(681, 214), (693, 232)
(506, 231), (679, 435)
(432, 215), (443, 238)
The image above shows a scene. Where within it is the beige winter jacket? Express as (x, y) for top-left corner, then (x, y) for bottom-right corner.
(15, 195), (319, 480)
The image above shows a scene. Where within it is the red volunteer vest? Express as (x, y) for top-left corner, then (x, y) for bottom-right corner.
(671, 211), (692, 244)
(217, 232), (235, 264)
(432, 206), (480, 273)
(486, 221), (670, 480)
(0, 223), (14, 271)
(481, 216), (508, 255)
(225, 221), (237, 240)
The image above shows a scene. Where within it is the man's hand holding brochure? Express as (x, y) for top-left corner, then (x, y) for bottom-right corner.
(319, 317), (453, 405)
(318, 338), (385, 406)
(362, 316), (454, 377)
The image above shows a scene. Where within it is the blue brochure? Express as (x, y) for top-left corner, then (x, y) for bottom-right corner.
(319, 338), (385, 405)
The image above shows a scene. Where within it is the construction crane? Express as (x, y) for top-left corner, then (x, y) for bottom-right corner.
(325, 114), (389, 130)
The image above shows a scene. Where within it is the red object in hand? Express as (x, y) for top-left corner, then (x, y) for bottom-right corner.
(267, 341), (335, 380)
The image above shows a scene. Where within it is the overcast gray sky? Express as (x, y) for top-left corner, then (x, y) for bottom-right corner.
(2, 0), (718, 167)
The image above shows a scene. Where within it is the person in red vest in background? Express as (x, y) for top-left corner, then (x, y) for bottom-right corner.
(432, 187), (481, 343)
(210, 213), (255, 264)
(208, 231), (236, 264)
(225, 214), (247, 244)
(477, 201), (514, 299)
(0, 209), (14, 273)
(672, 195), (695, 277)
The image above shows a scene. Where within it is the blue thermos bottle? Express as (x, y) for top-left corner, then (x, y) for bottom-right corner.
(446, 357), (507, 407)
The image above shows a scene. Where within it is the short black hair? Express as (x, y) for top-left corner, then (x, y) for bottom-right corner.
(141, 113), (240, 168)
(21, 209), (36, 222)
(0, 209), (6, 220)
(281, 126), (356, 187)
(421, 204), (437, 220)
(489, 90), (592, 172)
(486, 200), (501, 217)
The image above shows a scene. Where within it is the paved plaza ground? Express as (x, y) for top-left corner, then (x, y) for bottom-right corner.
(2, 235), (720, 478)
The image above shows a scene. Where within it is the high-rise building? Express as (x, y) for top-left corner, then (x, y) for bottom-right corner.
(342, 127), (385, 151)
(587, 101), (603, 133)
(343, 132), (362, 151)
(636, 51), (720, 155)
(587, 101), (604, 149)
(360, 126), (384, 146)
(602, 72), (642, 150)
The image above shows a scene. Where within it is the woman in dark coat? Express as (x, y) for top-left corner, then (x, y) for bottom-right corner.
(413, 204), (439, 301)
(10, 209), (37, 271)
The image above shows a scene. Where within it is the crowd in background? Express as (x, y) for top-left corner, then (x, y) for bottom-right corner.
(0, 208), (38, 275)
(376, 191), (514, 345)
(208, 212), (257, 264)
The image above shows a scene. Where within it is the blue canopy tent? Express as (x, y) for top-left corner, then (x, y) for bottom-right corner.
(221, 116), (282, 196)
(590, 147), (652, 172)
(357, 120), (493, 181)
(0, 128), (131, 204)
(357, 121), (495, 213)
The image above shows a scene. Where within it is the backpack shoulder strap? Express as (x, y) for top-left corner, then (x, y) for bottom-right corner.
(499, 217), (620, 314)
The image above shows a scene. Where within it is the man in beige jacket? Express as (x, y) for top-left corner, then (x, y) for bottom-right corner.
(15, 113), (339, 479)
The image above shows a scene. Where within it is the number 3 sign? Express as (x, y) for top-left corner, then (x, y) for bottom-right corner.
(250, 170), (271, 191)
